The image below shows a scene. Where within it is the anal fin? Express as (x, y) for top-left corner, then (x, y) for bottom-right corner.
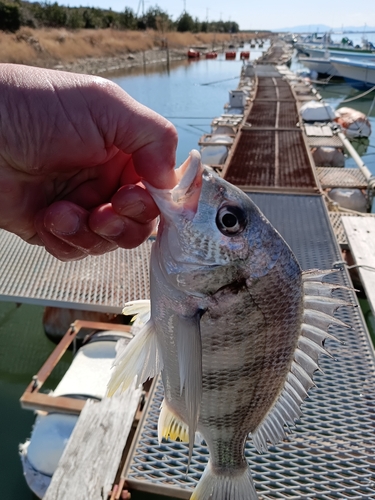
(158, 399), (190, 443)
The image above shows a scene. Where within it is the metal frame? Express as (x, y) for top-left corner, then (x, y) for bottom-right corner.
(20, 320), (132, 415)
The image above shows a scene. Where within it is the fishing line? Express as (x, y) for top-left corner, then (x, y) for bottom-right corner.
(200, 76), (239, 86)
(164, 116), (215, 119)
(174, 124), (202, 136)
(188, 124), (210, 133)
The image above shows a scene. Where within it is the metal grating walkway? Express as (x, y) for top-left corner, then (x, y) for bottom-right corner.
(224, 70), (318, 192)
(0, 230), (152, 312)
(224, 130), (317, 190)
(317, 167), (368, 189)
(124, 193), (375, 499)
(246, 101), (299, 129)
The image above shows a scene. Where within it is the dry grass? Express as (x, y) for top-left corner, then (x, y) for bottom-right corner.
(0, 28), (238, 67)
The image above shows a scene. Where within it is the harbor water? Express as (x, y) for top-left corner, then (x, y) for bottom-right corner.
(1, 41), (375, 499)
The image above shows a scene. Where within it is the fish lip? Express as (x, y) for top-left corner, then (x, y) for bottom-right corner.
(143, 150), (204, 222)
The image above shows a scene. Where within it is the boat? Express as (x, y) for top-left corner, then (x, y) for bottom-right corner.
(301, 45), (375, 60)
(298, 55), (339, 77)
(187, 48), (200, 59)
(330, 57), (375, 89)
(205, 51), (218, 59)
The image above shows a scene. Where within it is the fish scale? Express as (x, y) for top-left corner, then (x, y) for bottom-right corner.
(108, 150), (348, 500)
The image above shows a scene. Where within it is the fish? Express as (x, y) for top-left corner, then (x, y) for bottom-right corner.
(108, 150), (349, 500)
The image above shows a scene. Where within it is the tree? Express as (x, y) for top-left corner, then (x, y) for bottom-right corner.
(0, 1), (21, 31)
(118, 7), (136, 29)
(35, 2), (67, 28)
(176, 11), (194, 32)
(66, 8), (84, 29)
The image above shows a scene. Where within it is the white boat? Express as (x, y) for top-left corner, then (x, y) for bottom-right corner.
(302, 46), (375, 61)
(298, 55), (339, 77)
(330, 57), (375, 89)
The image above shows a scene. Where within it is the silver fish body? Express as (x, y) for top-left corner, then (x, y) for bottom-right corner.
(108, 151), (346, 500)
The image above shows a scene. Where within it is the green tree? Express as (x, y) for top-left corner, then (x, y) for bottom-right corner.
(176, 11), (194, 32)
(35, 2), (67, 28)
(66, 8), (84, 29)
(118, 7), (136, 29)
(0, 1), (21, 31)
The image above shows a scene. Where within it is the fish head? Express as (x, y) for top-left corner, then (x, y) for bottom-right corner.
(145, 150), (298, 296)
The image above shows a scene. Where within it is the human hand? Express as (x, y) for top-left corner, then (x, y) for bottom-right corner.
(0, 64), (178, 260)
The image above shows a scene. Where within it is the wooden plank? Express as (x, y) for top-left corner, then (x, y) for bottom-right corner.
(20, 392), (86, 414)
(342, 216), (375, 317)
(44, 384), (142, 500)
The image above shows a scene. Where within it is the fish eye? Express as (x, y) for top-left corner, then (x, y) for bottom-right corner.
(216, 205), (246, 236)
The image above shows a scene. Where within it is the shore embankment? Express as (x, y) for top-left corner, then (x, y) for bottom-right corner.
(0, 28), (267, 75)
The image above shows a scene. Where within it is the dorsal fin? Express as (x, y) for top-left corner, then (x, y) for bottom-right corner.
(251, 270), (351, 452)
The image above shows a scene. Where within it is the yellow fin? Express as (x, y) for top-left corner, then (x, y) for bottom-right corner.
(158, 400), (189, 443)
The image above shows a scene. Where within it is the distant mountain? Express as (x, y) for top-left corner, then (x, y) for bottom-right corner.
(277, 25), (375, 34)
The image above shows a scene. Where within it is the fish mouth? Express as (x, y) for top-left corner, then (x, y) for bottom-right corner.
(144, 150), (204, 221)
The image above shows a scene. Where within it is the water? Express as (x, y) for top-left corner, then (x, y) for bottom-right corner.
(0, 43), (266, 500)
(109, 45), (266, 167)
(2, 41), (375, 499)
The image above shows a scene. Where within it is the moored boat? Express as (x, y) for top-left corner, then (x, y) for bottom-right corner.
(298, 55), (339, 77)
(187, 48), (200, 59)
(330, 57), (375, 89)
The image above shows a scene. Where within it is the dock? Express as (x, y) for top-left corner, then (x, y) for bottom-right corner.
(122, 41), (375, 500)
(6, 38), (375, 499)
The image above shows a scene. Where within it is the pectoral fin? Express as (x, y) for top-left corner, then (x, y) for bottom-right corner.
(107, 319), (163, 397)
(176, 313), (203, 464)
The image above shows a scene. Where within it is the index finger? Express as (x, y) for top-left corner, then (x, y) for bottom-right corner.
(93, 81), (178, 189)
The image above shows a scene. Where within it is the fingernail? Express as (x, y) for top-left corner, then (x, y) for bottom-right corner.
(49, 210), (80, 235)
(99, 218), (125, 238)
(119, 200), (146, 218)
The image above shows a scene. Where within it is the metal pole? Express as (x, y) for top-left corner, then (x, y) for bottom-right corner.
(336, 130), (374, 185)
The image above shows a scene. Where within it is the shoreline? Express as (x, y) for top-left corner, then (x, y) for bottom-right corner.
(0, 27), (247, 76)
(53, 46), (193, 75)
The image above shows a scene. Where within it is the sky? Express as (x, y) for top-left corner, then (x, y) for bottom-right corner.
(59, 0), (375, 31)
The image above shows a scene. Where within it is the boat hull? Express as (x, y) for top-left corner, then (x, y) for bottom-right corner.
(303, 46), (375, 61)
(331, 58), (375, 90)
(298, 56), (338, 76)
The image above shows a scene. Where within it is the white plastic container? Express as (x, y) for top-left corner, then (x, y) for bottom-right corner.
(300, 100), (336, 121)
(229, 90), (247, 108)
(329, 188), (367, 212)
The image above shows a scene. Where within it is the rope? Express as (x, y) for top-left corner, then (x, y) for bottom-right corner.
(200, 76), (240, 86)
(341, 85), (375, 103)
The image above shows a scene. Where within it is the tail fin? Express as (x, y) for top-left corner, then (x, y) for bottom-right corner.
(191, 461), (258, 500)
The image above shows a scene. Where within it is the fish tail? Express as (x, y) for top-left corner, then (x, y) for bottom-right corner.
(191, 461), (257, 500)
